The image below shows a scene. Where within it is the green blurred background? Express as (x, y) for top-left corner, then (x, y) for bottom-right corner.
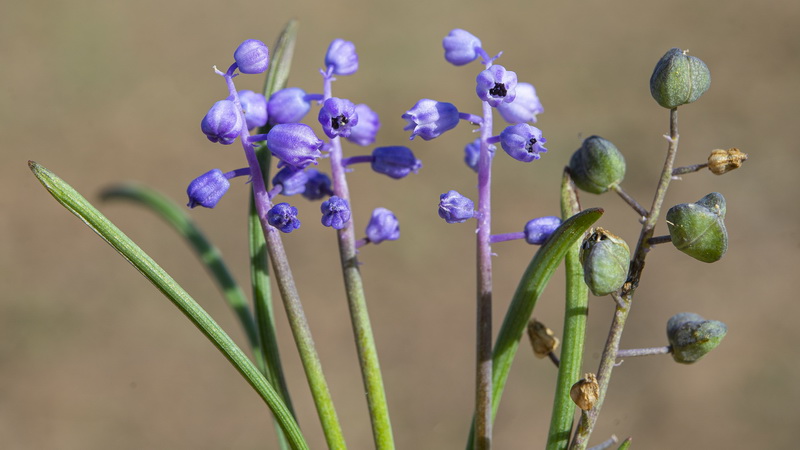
(3, 0), (798, 448)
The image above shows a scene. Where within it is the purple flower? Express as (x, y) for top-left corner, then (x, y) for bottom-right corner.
(499, 123), (548, 162)
(272, 166), (310, 196)
(347, 104), (381, 146)
(201, 99), (243, 145)
(443, 29), (483, 66)
(371, 146), (422, 179)
(267, 88), (312, 125)
(266, 123), (324, 169)
(325, 39), (359, 76)
(402, 99), (460, 141)
(186, 169), (231, 208)
(366, 208), (400, 244)
(268, 203), (301, 233)
(318, 97), (358, 139)
(463, 138), (495, 172)
(496, 82), (543, 124)
(438, 190), (475, 223)
(238, 90), (268, 130)
(302, 169), (334, 200)
(476, 65), (518, 107)
(234, 39), (269, 74)
(321, 196), (351, 229)
(524, 216), (562, 245)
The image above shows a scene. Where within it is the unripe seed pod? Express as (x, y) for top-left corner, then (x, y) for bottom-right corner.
(580, 228), (631, 296)
(650, 48), (711, 109)
(708, 148), (748, 175)
(667, 312), (727, 364)
(570, 373), (599, 411)
(568, 136), (626, 194)
(666, 192), (728, 263)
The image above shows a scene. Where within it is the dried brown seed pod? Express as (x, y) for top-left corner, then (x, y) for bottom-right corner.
(570, 373), (600, 411)
(527, 319), (559, 359)
(708, 148), (748, 175)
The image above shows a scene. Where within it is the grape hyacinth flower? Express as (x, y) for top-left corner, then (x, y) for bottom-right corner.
(267, 87), (314, 125)
(499, 123), (548, 162)
(442, 29), (483, 66)
(267, 202), (301, 233)
(496, 82), (543, 124)
(233, 39), (269, 74)
(524, 216), (562, 244)
(347, 104), (381, 146)
(201, 99), (243, 145)
(325, 39), (359, 76)
(318, 97), (358, 139)
(402, 99), (460, 141)
(464, 138), (495, 172)
(186, 169), (231, 208)
(320, 196), (351, 229)
(272, 166), (310, 196)
(302, 169), (334, 200)
(438, 190), (475, 223)
(476, 65), (518, 107)
(365, 208), (400, 244)
(371, 146), (422, 179)
(264, 123), (324, 169)
(238, 90), (268, 130)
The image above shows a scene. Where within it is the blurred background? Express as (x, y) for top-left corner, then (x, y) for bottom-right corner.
(3, 0), (798, 448)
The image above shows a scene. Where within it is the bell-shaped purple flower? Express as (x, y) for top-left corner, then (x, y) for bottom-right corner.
(366, 207), (400, 244)
(438, 190), (475, 224)
(186, 169), (231, 209)
(272, 166), (310, 196)
(321, 196), (351, 229)
(476, 65), (518, 107)
(302, 169), (334, 200)
(496, 82), (544, 124)
(524, 216), (562, 245)
(238, 90), (268, 130)
(442, 29), (483, 66)
(347, 104), (381, 146)
(234, 39), (269, 75)
(318, 97), (358, 139)
(266, 123), (324, 169)
(463, 138), (496, 173)
(201, 99), (243, 145)
(499, 123), (548, 162)
(402, 99), (460, 141)
(371, 146), (422, 179)
(268, 203), (301, 233)
(268, 88), (312, 125)
(325, 39), (359, 76)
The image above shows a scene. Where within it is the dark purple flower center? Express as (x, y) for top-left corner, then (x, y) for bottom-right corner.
(526, 138), (538, 153)
(489, 82), (507, 98)
(331, 114), (349, 130)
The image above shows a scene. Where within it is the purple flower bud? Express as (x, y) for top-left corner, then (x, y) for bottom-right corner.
(201, 99), (243, 145)
(267, 88), (312, 125)
(266, 123), (324, 169)
(234, 39), (269, 74)
(325, 39), (359, 76)
(438, 190), (475, 223)
(371, 146), (422, 179)
(476, 65), (518, 107)
(496, 82), (544, 124)
(318, 97), (358, 139)
(268, 203), (301, 233)
(302, 169), (334, 200)
(272, 166), (310, 196)
(321, 196), (351, 229)
(347, 104), (381, 146)
(499, 123), (548, 162)
(366, 207), (400, 244)
(464, 138), (495, 172)
(238, 90), (268, 130)
(402, 99), (460, 141)
(524, 216), (562, 245)
(186, 169), (231, 208)
(442, 29), (483, 66)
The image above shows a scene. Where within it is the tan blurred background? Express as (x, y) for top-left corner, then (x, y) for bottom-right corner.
(3, 0), (798, 448)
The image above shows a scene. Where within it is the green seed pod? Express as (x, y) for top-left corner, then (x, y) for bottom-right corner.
(667, 312), (727, 364)
(666, 192), (728, 263)
(580, 228), (630, 296)
(650, 48), (711, 109)
(568, 136), (626, 194)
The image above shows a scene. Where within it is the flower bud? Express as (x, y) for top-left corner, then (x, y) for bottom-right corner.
(268, 203), (301, 233)
(402, 99), (460, 141)
(499, 123), (548, 162)
(570, 373), (599, 411)
(667, 312), (727, 364)
(265, 123), (324, 169)
(666, 192), (728, 263)
(568, 136), (626, 194)
(319, 97), (358, 139)
(186, 169), (230, 208)
(476, 65), (517, 107)
(438, 190), (475, 224)
(347, 104), (381, 146)
(267, 88), (311, 125)
(371, 146), (422, 179)
(442, 29), (483, 66)
(580, 228), (630, 296)
(272, 166), (310, 196)
(524, 216), (562, 245)
(234, 39), (269, 74)
(238, 90), (268, 130)
(201, 99), (242, 145)
(708, 148), (747, 175)
(325, 39), (359, 76)
(650, 48), (711, 109)
(321, 196), (351, 229)
(527, 319), (559, 358)
(302, 169), (333, 200)
(365, 207), (400, 244)
(496, 82), (544, 124)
